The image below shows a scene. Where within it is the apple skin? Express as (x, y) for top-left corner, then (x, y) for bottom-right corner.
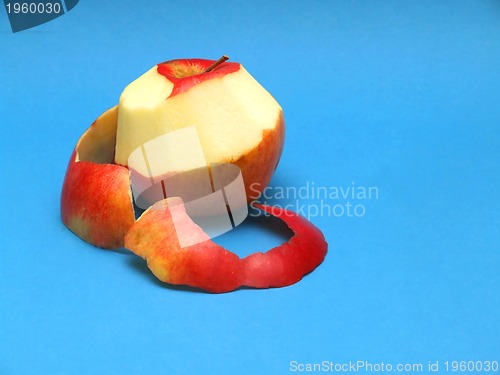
(60, 107), (135, 249)
(125, 198), (244, 293)
(124, 199), (327, 293)
(232, 112), (285, 201)
(157, 58), (241, 98)
(241, 204), (328, 288)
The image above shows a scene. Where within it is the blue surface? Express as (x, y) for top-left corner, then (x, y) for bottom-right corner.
(1, 1), (499, 374)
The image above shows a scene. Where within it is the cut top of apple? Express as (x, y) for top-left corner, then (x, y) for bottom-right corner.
(114, 58), (283, 178)
(157, 58), (240, 98)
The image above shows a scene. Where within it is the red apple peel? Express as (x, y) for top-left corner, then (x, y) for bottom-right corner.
(124, 199), (327, 293)
(241, 204), (328, 289)
(157, 57), (240, 98)
(61, 107), (135, 249)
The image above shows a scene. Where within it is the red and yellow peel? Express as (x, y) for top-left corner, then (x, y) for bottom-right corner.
(242, 205), (328, 289)
(60, 107), (135, 249)
(124, 199), (327, 293)
(157, 58), (240, 98)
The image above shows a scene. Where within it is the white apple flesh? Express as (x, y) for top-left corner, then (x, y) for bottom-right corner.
(114, 58), (285, 201)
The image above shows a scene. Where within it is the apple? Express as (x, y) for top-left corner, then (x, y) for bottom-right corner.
(114, 56), (285, 201)
(62, 56), (284, 249)
(60, 56), (327, 292)
(60, 107), (135, 248)
(125, 198), (327, 293)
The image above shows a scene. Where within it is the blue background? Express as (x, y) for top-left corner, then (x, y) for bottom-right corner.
(1, 1), (499, 374)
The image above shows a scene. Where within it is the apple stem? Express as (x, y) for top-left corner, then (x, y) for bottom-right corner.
(204, 55), (229, 73)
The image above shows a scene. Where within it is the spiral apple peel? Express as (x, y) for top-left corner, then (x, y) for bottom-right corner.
(125, 199), (327, 293)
